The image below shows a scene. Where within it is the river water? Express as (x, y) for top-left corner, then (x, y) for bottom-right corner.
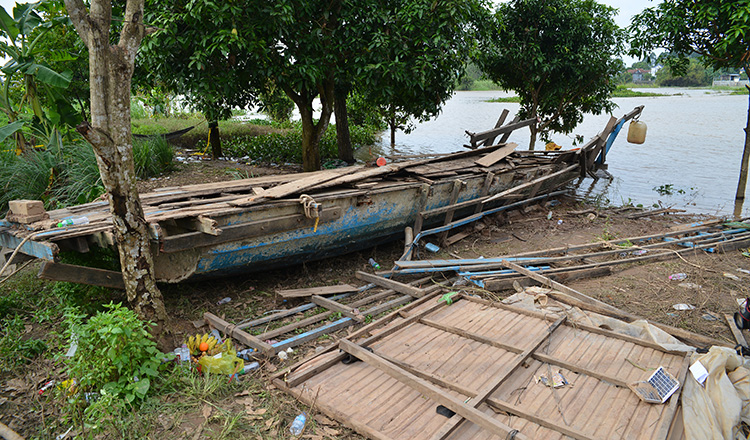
(368, 89), (750, 216)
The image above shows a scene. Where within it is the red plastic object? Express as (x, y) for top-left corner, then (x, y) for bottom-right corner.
(376, 157), (387, 167)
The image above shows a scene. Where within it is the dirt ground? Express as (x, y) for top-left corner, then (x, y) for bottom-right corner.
(4, 158), (750, 439)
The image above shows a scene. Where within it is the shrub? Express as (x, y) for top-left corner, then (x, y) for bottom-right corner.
(63, 303), (166, 404)
(132, 136), (175, 178)
(223, 122), (378, 163)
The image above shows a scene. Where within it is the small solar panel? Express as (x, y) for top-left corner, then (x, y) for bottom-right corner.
(628, 366), (680, 404)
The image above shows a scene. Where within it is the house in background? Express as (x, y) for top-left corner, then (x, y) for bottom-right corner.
(713, 73), (749, 87)
(627, 68), (650, 83)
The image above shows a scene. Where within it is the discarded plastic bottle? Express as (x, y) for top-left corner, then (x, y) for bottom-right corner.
(290, 413), (307, 436)
(368, 258), (381, 270)
(57, 216), (89, 228)
(669, 273), (687, 281)
(177, 344), (191, 363)
(237, 361), (260, 375)
(217, 297), (232, 305)
(237, 348), (255, 360)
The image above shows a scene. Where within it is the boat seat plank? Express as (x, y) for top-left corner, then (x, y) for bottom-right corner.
(276, 284), (357, 299)
(474, 143), (518, 168)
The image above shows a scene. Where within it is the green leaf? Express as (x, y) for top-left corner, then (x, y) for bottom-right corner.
(132, 378), (150, 398)
(28, 63), (71, 88)
(0, 121), (24, 143)
(0, 6), (18, 41)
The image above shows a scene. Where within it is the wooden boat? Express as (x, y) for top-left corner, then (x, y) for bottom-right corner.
(0, 107), (643, 287)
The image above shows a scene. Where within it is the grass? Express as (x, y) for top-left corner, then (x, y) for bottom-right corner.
(611, 86), (667, 98)
(131, 117), (287, 150)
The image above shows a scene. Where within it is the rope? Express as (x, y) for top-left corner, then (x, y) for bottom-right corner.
(299, 194), (321, 232)
(0, 231), (43, 279)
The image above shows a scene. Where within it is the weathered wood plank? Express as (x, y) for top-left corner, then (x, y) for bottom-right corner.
(203, 312), (274, 354)
(474, 143), (518, 168)
(338, 339), (530, 440)
(725, 313), (748, 347)
(312, 295), (364, 322)
(38, 261), (125, 290)
(276, 284), (357, 299)
(355, 271), (425, 298)
(229, 168), (361, 207)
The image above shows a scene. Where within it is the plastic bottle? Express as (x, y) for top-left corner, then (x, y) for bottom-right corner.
(237, 348), (255, 360)
(289, 413), (307, 436)
(669, 273), (687, 281)
(368, 258), (381, 270)
(57, 216), (89, 228)
(178, 344), (191, 363)
(237, 361), (260, 375)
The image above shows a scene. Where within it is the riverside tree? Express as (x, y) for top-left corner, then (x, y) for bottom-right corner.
(63, 0), (168, 335)
(629, 0), (750, 216)
(476, 0), (625, 149)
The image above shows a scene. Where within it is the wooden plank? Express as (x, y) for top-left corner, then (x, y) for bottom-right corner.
(281, 291), (447, 387)
(189, 215), (221, 236)
(483, 266), (612, 291)
(429, 317), (565, 440)
(438, 180), (464, 244)
(474, 143), (518, 168)
(355, 271), (425, 298)
(467, 118), (535, 147)
(229, 168), (361, 207)
(725, 313), (748, 347)
(498, 116), (520, 144)
(37, 261), (125, 290)
(482, 109), (509, 147)
(203, 312), (274, 354)
(419, 317), (523, 354)
(485, 398), (596, 440)
(655, 355), (691, 440)
(474, 172), (495, 215)
(501, 261), (729, 348)
(161, 207), (342, 253)
(483, 164), (578, 204)
(338, 339), (530, 440)
(312, 295), (364, 322)
(276, 284), (357, 299)
(271, 317), (352, 353)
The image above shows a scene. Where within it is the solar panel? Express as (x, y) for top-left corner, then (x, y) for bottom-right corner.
(628, 366), (680, 404)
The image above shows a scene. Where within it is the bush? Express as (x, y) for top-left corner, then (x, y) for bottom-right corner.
(223, 122), (378, 163)
(132, 136), (175, 178)
(63, 303), (166, 404)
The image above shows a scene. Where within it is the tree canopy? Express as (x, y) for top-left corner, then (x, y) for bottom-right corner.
(630, 0), (750, 214)
(475, 0), (625, 149)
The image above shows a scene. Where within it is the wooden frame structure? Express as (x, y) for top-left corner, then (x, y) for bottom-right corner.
(275, 292), (691, 440)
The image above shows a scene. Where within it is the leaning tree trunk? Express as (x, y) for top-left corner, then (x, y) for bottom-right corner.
(735, 80), (750, 218)
(334, 84), (354, 163)
(208, 120), (222, 159)
(64, 0), (168, 334)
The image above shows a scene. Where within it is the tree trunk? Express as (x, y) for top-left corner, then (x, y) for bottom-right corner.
(285, 77), (335, 172)
(734, 83), (750, 218)
(389, 114), (396, 147)
(334, 84), (354, 163)
(64, 0), (168, 335)
(208, 120), (222, 159)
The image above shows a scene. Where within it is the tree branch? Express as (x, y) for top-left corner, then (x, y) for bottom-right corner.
(63, 0), (92, 48)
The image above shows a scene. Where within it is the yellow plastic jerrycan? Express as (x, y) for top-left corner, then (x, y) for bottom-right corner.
(627, 120), (647, 144)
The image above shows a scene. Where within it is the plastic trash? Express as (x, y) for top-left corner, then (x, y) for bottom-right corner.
(175, 344), (191, 363)
(290, 412), (307, 436)
(278, 351), (288, 361)
(217, 297), (232, 305)
(672, 303), (696, 311)
(57, 216), (89, 228)
(376, 157), (387, 167)
(210, 329), (223, 343)
(425, 242), (440, 252)
(668, 273), (687, 281)
(236, 361), (260, 375)
(557, 219), (563, 225)
(678, 282), (702, 290)
(738, 268), (750, 275)
(368, 258), (381, 270)
(39, 380), (55, 395)
(723, 272), (741, 281)
(237, 348), (255, 361)
(633, 250), (649, 256)
(546, 211), (553, 220)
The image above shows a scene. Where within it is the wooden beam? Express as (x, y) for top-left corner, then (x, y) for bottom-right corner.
(438, 180), (464, 244)
(485, 398), (596, 440)
(725, 313), (748, 348)
(483, 165), (578, 204)
(276, 284), (357, 299)
(483, 266), (612, 292)
(203, 312), (273, 354)
(311, 295), (364, 322)
(467, 118), (535, 147)
(338, 339), (529, 440)
(38, 261), (124, 290)
(502, 261), (729, 348)
(474, 172), (495, 214)
(429, 317), (565, 440)
(355, 271), (425, 298)
(481, 109), (510, 147)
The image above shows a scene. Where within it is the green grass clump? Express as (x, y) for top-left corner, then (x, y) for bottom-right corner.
(133, 136), (176, 178)
(611, 86), (667, 98)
